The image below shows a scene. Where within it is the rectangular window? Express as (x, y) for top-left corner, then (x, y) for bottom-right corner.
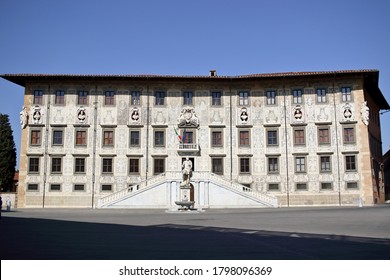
(294, 128), (305, 145)
(318, 127), (330, 145)
(239, 130), (250, 147)
(266, 91), (276, 105)
(75, 158), (86, 174)
(130, 130), (140, 147)
(342, 87), (352, 102)
(267, 130), (278, 146)
(154, 158), (165, 175)
(102, 158), (113, 173)
(104, 91), (115, 105)
(345, 155), (357, 171)
(212, 158), (223, 175)
(155, 91), (165, 105)
(182, 130), (193, 144)
(293, 89), (302, 104)
(268, 157), (279, 174)
(50, 184), (61, 191)
(129, 158), (140, 174)
(212, 91), (221, 106)
(343, 127), (355, 144)
(78, 91), (88, 105)
(30, 130), (41, 146)
(154, 130), (165, 147)
(321, 182), (333, 190)
(101, 184), (112, 192)
(74, 184), (85, 191)
(28, 158), (40, 173)
(239, 91), (249, 106)
(131, 91), (141, 105)
(296, 183), (307, 191)
(346, 182), (358, 189)
(211, 131), (223, 147)
(52, 130), (63, 146)
(51, 157), (62, 174)
(55, 90), (65, 105)
(75, 130), (87, 146)
(295, 157), (306, 173)
(183, 91), (193, 105)
(268, 184), (280, 191)
(33, 90), (43, 105)
(240, 158), (250, 173)
(103, 130), (114, 146)
(316, 88), (327, 103)
(27, 184), (39, 191)
(320, 156), (331, 172)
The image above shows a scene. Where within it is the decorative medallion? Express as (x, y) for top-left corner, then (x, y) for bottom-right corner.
(77, 107), (87, 124)
(31, 105), (43, 124)
(342, 103), (353, 121)
(240, 107), (249, 123)
(129, 107), (141, 124)
(292, 105), (305, 123)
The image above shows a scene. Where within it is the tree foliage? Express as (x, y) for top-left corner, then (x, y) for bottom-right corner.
(0, 114), (17, 192)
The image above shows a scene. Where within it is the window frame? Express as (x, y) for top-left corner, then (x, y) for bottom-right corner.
(52, 129), (64, 146)
(154, 129), (165, 147)
(293, 128), (306, 146)
(102, 129), (115, 147)
(102, 158), (113, 174)
(345, 155), (357, 172)
(155, 91), (165, 106)
(238, 129), (250, 147)
(320, 155), (332, 173)
(75, 130), (87, 146)
(153, 158), (165, 175)
(54, 90), (65, 105)
(292, 89), (303, 104)
(316, 88), (327, 103)
(30, 129), (42, 146)
(183, 91), (193, 105)
(268, 157), (279, 174)
(33, 90), (44, 105)
(74, 157), (86, 174)
(211, 91), (222, 106)
(211, 158), (224, 175)
(318, 126), (330, 145)
(239, 91), (249, 106)
(28, 157), (40, 174)
(77, 90), (88, 105)
(266, 129), (278, 146)
(211, 130), (223, 147)
(129, 129), (140, 147)
(49, 184), (61, 192)
(104, 90), (115, 106)
(266, 90), (276, 105)
(295, 156), (306, 173)
(131, 91), (141, 106)
(51, 157), (62, 174)
(129, 158), (140, 174)
(239, 157), (251, 174)
(343, 126), (356, 144)
(341, 87), (352, 102)
(73, 184), (86, 192)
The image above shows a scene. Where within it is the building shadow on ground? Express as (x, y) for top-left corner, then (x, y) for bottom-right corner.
(1, 216), (389, 260)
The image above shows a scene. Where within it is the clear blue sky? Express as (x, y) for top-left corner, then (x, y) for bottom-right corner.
(1, 0), (390, 167)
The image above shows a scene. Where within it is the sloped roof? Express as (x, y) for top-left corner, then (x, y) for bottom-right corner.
(1, 69), (388, 109)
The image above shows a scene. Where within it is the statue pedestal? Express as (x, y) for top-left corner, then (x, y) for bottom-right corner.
(174, 185), (194, 211)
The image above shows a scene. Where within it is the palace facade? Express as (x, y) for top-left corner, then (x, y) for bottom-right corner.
(1, 70), (388, 208)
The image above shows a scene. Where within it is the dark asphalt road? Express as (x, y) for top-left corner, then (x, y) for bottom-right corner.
(1, 206), (389, 260)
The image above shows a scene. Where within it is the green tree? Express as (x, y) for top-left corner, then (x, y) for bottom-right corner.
(0, 114), (17, 192)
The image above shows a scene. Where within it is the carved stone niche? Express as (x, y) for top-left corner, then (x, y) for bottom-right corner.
(129, 107), (141, 125)
(76, 107), (88, 124)
(177, 107), (199, 128)
(292, 105), (305, 124)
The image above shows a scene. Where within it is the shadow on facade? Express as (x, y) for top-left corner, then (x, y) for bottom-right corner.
(1, 216), (390, 260)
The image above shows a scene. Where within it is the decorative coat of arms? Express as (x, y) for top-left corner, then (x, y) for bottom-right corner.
(178, 107), (199, 128)
(342, 103), (353, 121)
(240, 107), (249, 123)
(31, 105), (43, 124)
(129, 107), (141, 124)
(292, 105), (305, 123)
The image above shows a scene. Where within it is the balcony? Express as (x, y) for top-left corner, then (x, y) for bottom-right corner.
(178, 143), (200, 155)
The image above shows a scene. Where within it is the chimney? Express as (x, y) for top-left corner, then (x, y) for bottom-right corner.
(209, 70), (217, 77)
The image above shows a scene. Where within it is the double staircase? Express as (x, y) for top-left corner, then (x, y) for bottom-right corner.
(97, 171), (278, 208)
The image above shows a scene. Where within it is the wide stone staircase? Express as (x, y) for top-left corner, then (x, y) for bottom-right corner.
(97, 171), (279, 209)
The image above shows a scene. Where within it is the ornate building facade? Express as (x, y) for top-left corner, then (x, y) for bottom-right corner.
(1, 70), (388, 208)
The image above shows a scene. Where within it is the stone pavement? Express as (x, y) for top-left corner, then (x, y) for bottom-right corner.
(1, 206), (390, 260)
